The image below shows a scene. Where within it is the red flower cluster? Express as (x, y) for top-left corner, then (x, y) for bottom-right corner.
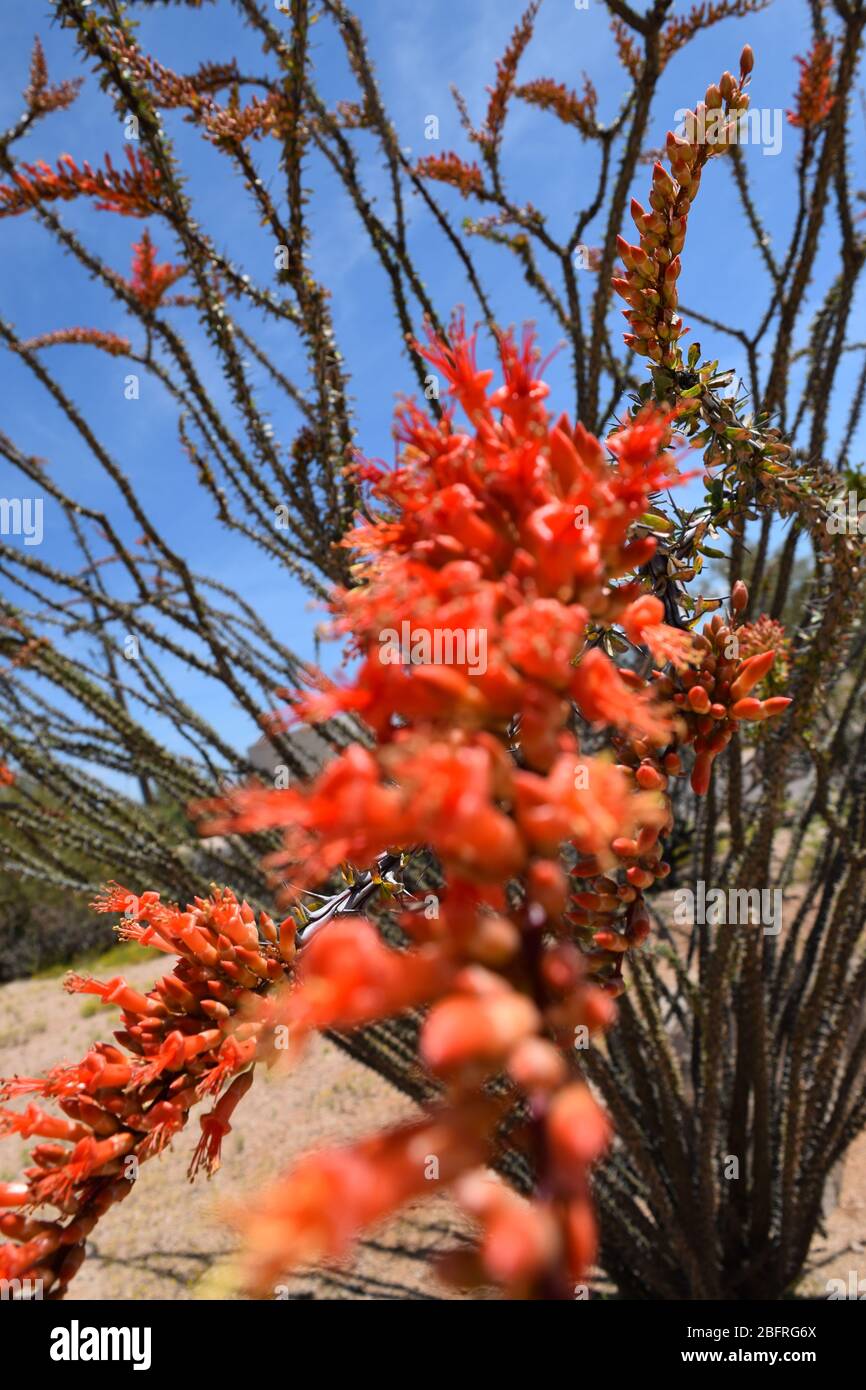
(733, 614), (789, 667)
(0, 149), (163, 220)
(0, 887), (294, 1296)
(787, 40), (836, 129)
(414, 152), (485, 197)
(515, 76), (598, 139)
(569, 581), (790, 985)
(23, 37), (82, 119)
(127, 229), (187, 311)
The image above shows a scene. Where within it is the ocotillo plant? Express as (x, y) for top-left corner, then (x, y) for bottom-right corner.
(0, 0), (865, 1300)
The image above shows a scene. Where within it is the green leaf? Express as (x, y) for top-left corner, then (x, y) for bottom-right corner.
(639, 511), (674, 533)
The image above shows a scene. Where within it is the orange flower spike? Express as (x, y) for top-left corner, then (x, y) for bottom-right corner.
(128, 228), (186, 311)
(3, 314), (792, 1298)
(788, 40), (835, 129)
(0, 148), (163, 219)
(414, 152), (485, 197)
(0, 884), (290, 1292)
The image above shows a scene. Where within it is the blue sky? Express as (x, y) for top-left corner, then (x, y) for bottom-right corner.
(0, 0), (862, 779)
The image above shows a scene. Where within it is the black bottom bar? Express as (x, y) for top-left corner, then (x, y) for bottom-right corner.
(2, 1293), (860, 1375)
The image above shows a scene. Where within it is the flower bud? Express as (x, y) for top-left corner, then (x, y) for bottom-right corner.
(548, 1084), (611, 1177)
(691, 750), (714, 796)
(730, 696), (764, 721)
(278, 915), (297, 964)
(507, 1037), (567, 1092)
(0, 1182), (29, 1208)
(528, 859), (568, 917)
(761, 696), (793, 717)
(635, 762), (665, 790)
(652, 161), (675, 201)
(421, 991), (540, 1076)
(626, 865), (655, 889)
(729, 649), (776, 701)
